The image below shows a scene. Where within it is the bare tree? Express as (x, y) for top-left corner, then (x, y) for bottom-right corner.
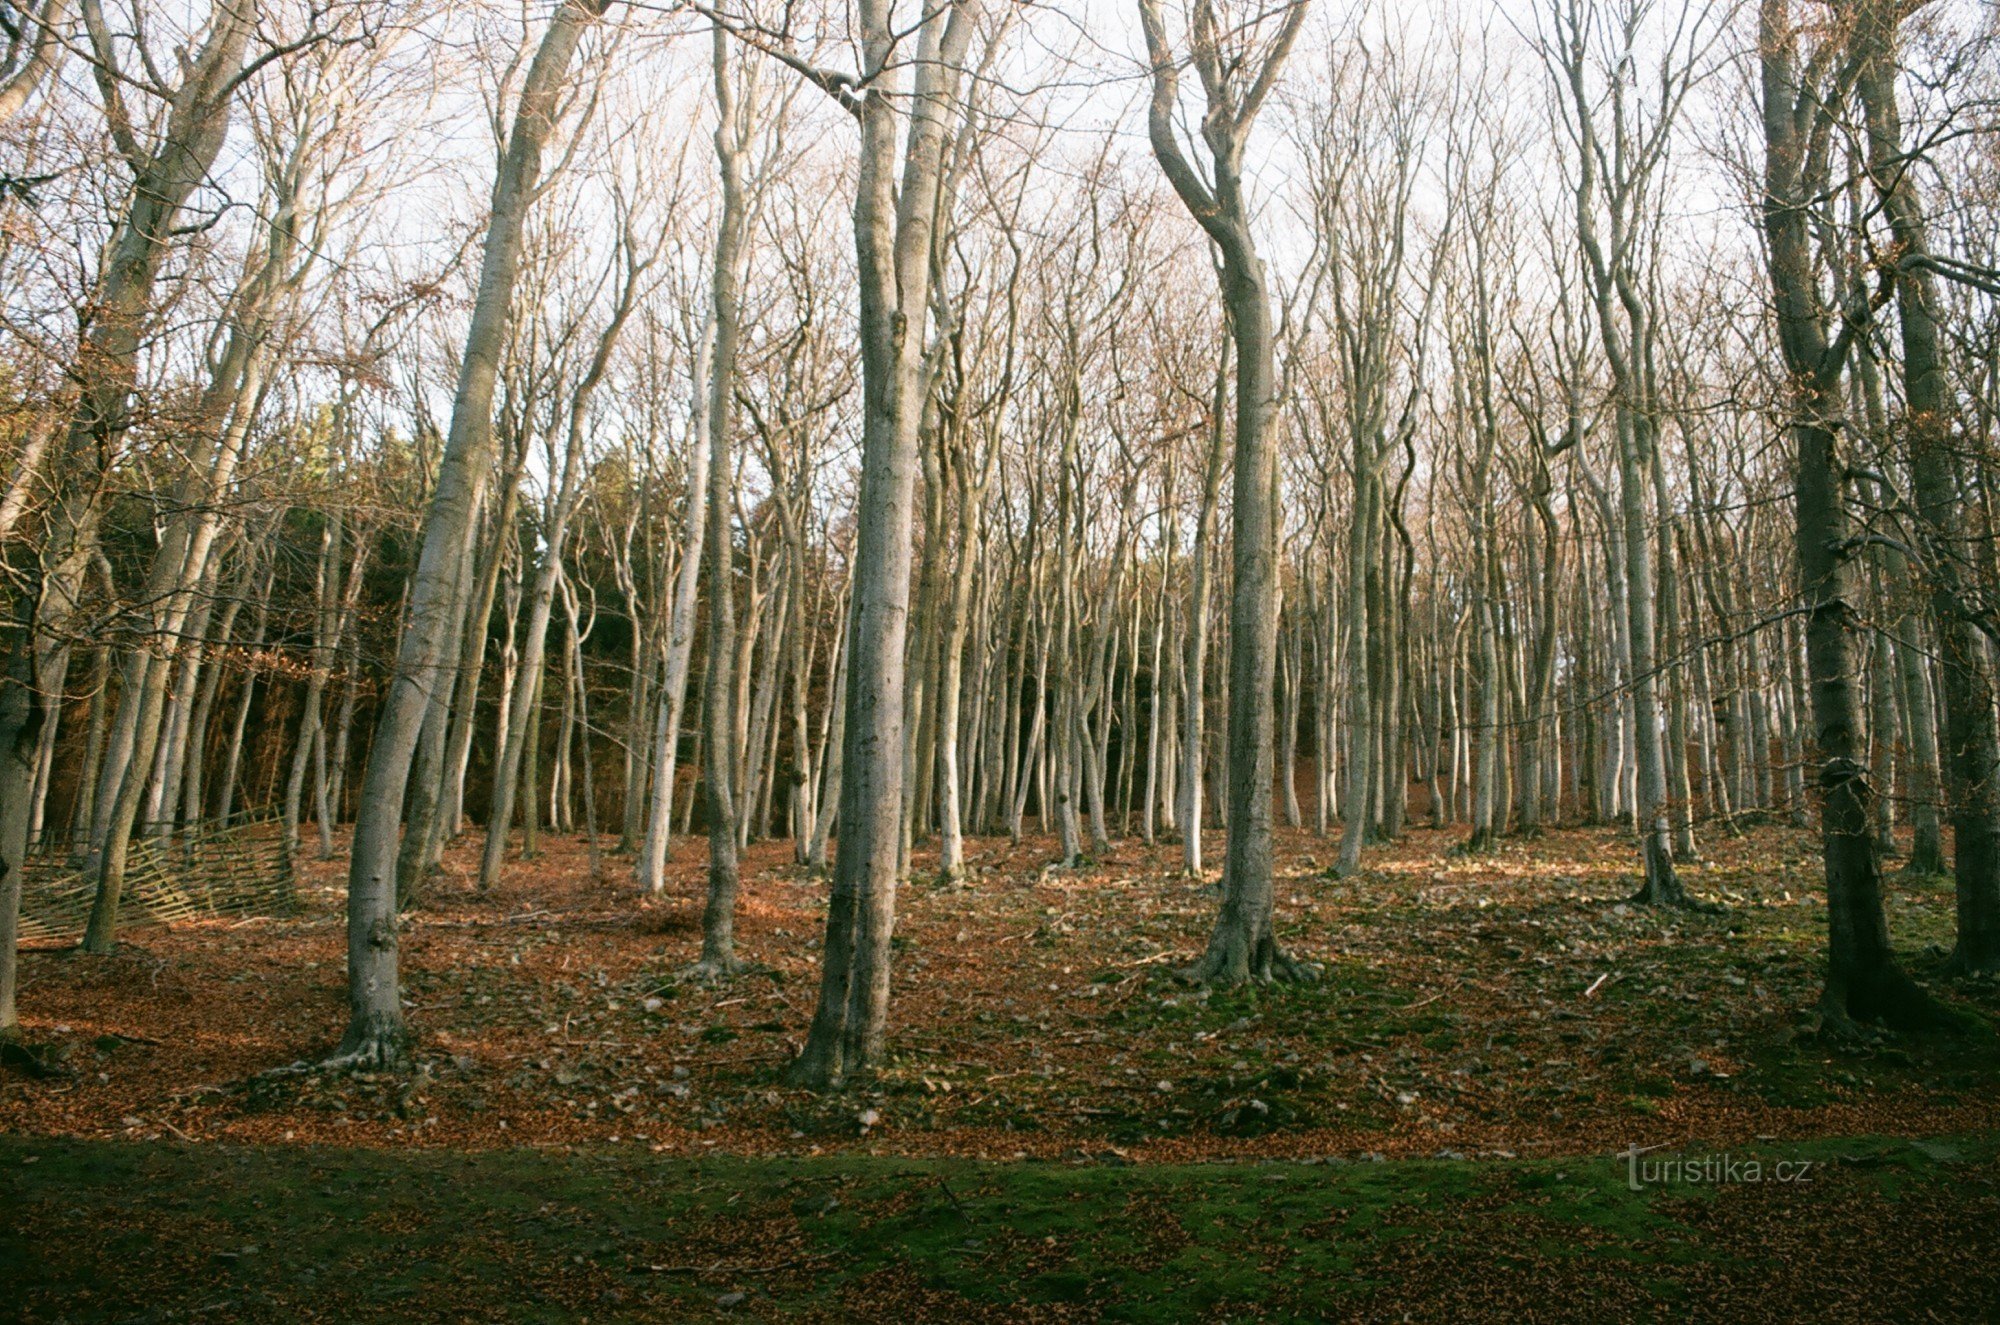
(1756, 0), (1940, 1028)
(1137, 0), (1316, 983)
(1851, 0), (2000, 975)
(764, 0), (986, 1087)
(334, 0), (616, 1069)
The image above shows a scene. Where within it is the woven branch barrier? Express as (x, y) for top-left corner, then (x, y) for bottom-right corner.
(19, 812), (298, 946)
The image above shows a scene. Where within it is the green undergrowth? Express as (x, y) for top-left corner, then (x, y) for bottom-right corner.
(4, 1131), (1996, 1321)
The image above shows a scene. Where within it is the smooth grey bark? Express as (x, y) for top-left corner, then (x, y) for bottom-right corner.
(0, 595), (42, 1038)
(479, 221), (645, 895)
(1141, 472), (1175, 846)
(936, 420), (999, 877)
(1868, 622), (1898, 858)
(1759, 0), (1940, 1028)
(558, 572), (603, 876)
(0, 0), (258, 1007)
(1179, 361), (1229, 875)
(86, 56), (293, 949)
(398, 523), (476, 909)
(636, 308), (716, 893)
(213, 581), (273, 825)
(1851, 355), (1948, 872)
(1548, 1), (1694, 902)
(806, 575), (849, 871)
(1894, 610), (1946, 873)
(0, 0), (66, 126)
(0, 417), (54, 547)
(1650, 440), (1698, 863)
(689, 19), (751, 977)
(431, 432), (530, 863)
(336, 0), (614, 1069)
(1334, 466), (1375, 869)
(177, 552), (252, 836)
(1138, 0), (1313, 985)
(787, 0), (982, 1088)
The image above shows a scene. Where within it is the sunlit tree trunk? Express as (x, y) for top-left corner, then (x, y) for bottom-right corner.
(337, 0), (615, 1068)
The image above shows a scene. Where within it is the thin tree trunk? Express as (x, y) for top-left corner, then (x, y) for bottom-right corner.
(336, 0), (614, 1068)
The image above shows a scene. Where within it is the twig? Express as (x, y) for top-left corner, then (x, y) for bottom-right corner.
(935, 1176), (976, 1224)
(104, 1029), (165, 1046)
(1117, 949), (1190, 968)
(638, 1252), (836, 1277)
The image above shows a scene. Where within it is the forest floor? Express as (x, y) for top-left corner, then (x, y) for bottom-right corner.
(5, 821), (2000, 1319)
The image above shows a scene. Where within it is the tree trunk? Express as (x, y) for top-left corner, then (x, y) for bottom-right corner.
(336, 0), (613, 1069)
(788, 0), (981, 1088)
(1853, 0), (2000, 974)
(1138, 0), (1311, 984)
(1759, 0), (1941, 1027)
(690, 19), (751, 976)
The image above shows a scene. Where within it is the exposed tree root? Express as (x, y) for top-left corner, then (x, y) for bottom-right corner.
(1821, 962), (1966, 1036)
(320, 1014), (411, 1074)
(1626, 870), (1725, 915)
(0, 1037), (63, 1079)
(1452, 829), (1499, 857)
(677, 955), (746, 984)
(1624, 852), (1720, 924)
(1178, 928), (1321, 987)
(782, 1055), (839, 1092)
(785, 1032), (879, 1092)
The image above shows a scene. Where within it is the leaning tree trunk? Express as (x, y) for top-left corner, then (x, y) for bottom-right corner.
(336, 0), (614, 1069)
(13, 0), (260, 960)
(84, 309), (272, 953)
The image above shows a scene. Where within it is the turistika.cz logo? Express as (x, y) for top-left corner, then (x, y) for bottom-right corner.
(1620, 1144), (1819, 1191)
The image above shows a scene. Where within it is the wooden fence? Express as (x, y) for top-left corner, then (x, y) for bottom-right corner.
(18, 812), (297, 946)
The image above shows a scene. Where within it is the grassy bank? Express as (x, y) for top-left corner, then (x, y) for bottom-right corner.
(4, 1132), (1995, 1321)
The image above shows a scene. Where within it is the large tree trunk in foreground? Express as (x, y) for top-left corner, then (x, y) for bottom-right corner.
(786, 0), (980, 1089)
(1759, 0), (1940, 1029)
(1853, 0), (2000, 975)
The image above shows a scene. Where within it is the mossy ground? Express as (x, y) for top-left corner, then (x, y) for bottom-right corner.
(8, 823), (2000, 1318)
(4, 1131), (1996, 1321)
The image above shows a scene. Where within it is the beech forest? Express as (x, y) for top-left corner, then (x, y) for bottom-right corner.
(3, 0), (2000, 1319)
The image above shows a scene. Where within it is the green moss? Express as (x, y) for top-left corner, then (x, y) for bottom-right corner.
(6, 1133), (1992, 1320)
